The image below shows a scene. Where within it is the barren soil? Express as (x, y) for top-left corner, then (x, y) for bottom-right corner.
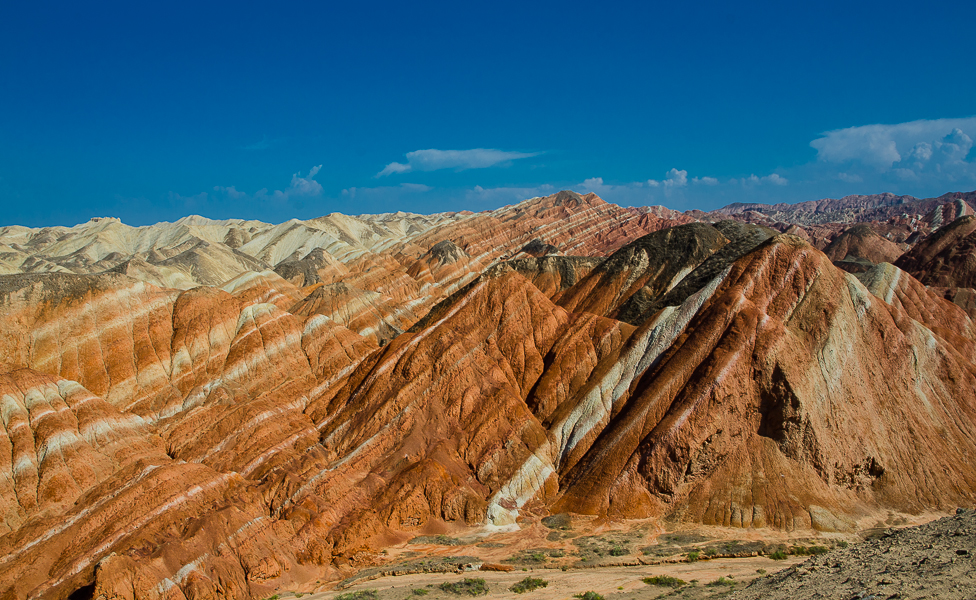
(293, 510), (976, 600)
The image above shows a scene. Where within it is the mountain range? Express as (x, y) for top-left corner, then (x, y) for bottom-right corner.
(2, 189), (976, 600)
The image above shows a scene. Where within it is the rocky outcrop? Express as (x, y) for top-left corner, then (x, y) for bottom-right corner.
(895, 215), (976, 288)
(552, 235), (976, 527)
(822, 223), (904, 267)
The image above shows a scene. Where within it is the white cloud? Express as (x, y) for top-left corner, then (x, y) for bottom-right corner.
(663, 168), (688, 188)
(810, 117), (976, 170)
(213, 185), (245, 198)
(399, 183), (433, 192)
(646, 168), (690, 190)
(733, 173), (788, 186)
(281, 165), (323, 198)
(693, 176), (719, 186)
(377, 148), (540, 177)
(211, 165), (325, 205)
(377, 162), (411, 176)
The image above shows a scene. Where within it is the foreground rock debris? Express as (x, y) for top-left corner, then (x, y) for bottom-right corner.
(1, 190), (975, 600)
(736, 508), (976, 600)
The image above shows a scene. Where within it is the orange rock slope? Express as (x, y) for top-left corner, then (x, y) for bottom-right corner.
(2, 192), (976, 600)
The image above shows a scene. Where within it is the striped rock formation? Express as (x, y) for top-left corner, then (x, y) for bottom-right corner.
(2, 192), (976, 600)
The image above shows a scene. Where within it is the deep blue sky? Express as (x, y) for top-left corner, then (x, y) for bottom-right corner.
(2, 1), (975, 226)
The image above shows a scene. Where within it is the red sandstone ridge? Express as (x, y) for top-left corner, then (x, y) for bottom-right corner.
(1, 190), (976, 600)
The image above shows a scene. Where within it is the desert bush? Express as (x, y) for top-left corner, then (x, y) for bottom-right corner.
(768, 550), (788, 560)
(573, 593), (605, 600)
(510, 577), (548, 594)
(706, 577), (735, 587)
(686, 550), (701, 562)
(609, 547), (627, 556)
(439, 578), (489, 596)
(643, 575), (687, 588)
(335, 592), (378, 600)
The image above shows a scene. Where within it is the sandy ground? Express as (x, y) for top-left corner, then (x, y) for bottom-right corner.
(299, 556), (805, 600)
(271, 509), (953, 600)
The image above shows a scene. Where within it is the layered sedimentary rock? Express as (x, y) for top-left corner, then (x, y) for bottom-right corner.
(822, 223), (904, 265)
(895, 215), (976, 288)
(2, 190), (976, 600)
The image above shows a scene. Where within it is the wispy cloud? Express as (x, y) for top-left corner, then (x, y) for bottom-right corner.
(282, 165), (323, 198)
(731, 173), (789, 186)
(377, 148), (541, 177)
(341, 182), (434, 199)
(212, 165), (324, 204)
(241, 136), (286, 151)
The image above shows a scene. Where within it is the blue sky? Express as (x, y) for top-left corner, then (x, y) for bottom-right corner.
(1, 1), (974, 226)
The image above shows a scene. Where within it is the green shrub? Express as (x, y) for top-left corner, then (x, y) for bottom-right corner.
(643, 575), (687, 588)
(837, 540), (849, 548)
(412, 590), (429, 596)
(439, 578), (489, 596)
(609, 547), (627, 556)
(335, 592), (378, 600)
(686, 550), (701, 562)
(703, 547), (719, 556)
(768, 550), (788, 560)
(573, 593), (605, 600)
(706, 577), (735, 587)
(510, 577), (548, 594)
(808, 545), (829, 555)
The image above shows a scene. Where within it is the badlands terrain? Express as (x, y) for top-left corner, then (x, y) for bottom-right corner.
(2, 189), (976, 600)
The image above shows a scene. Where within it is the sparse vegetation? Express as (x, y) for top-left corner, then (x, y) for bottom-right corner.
(706, 577), (735, 587)
(335, 592), (378, 600)
(573, 593), (605, 600)
(703, 546), (719, 556)
(686, 550), (701, 562)
(408, 534), (465, 546)
(439, 578), (489, 596)
(837, 540), (849, 548)
(609, 546), (627, 556)
(768, 550), (788, 560)
(643, 575), (687, 588)
(791, 545), (829, 556)
(509, 577), (548, 594)
(411, 590), (429, 596)
(756, 568), (767, 575)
